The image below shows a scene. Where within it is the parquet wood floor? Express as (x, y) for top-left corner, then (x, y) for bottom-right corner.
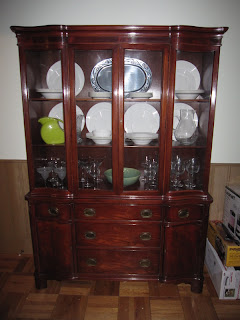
(0, 254), (240, 319)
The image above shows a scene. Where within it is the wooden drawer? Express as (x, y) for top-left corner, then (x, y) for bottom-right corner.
(77, 249), (160, 275)
(75, 222), (161, 247)
(35, 203), (71, 220)
(166, 205), (204, 222)
(74, 204), (162, 221)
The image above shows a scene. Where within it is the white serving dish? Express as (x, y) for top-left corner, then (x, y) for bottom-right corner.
(126, 132), (158, 145)
(86, 132), (112, 145)
(36, 89), (62, 99)
(175, 90), (204, 100)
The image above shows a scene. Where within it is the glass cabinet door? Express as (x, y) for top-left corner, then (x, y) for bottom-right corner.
(25, 50), (68, 190)
(170, 50), (214, 191)
(73, 49), (113, 191)
(123, 49), (164, 191)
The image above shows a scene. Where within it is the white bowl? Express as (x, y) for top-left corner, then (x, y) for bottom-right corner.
(92, 129), (111, 137)
(86, 132), (112, 145)
(36, 89), (62, 99)
(126, 132), (158, 145)
(175, 90), (204, 100)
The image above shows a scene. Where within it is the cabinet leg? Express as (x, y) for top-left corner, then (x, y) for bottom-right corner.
(34, 272), (47, 289)
(191, 278), (204, 293)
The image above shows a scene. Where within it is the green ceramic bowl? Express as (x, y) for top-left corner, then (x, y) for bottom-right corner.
(104, 168), (141, 186)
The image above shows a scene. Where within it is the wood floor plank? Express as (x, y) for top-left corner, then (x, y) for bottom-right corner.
(118, 297), (151, 320)
(84, 296), (118, 320)
(148, 282), (179, 298)
(16, 293), (58, 319)
(211, 297), (240, 320)
(180, 296), (218, 320)
(2, 274), (34, 293)
(92, 280), (119, 296)
(119, 281), (149, 297)
(51, 295), (88, 320)
(59, 280), (94, 296)
(150, 297), (185, 320)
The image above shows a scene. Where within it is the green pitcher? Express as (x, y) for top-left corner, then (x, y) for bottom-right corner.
(38, 117), (64, 144)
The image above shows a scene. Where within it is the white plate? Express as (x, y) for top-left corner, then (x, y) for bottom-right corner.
(88, 92), (112, 99)
(129, 92), (153, 99)
(124, 103), (160, 133)
(173, 103), (198, 141)
(86, 132), (112, 145)
(46, 61), (85, 95)
(175, 60), (200, 91)
(48, 103), (85, 130)
(86, 102), (112, 132)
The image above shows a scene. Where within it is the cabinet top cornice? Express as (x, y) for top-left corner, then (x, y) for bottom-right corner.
(11, 25), (228, 35)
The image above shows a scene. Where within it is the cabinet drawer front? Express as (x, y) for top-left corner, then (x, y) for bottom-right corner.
(166, 205), (204, 222)
(75, 204), (162, 221)
(77, 249), (160, 275)
(76, 222), (161, 247)
(35, 203), (71, 220)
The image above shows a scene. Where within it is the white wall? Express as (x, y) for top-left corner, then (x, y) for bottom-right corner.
(0, 0), (239, 162)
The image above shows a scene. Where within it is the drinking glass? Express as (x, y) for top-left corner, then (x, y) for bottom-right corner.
(171, 155), (185, 189)
(37, 166), (52, 187)
(54, 164), (66, 189)
(185, 157), (200, 189)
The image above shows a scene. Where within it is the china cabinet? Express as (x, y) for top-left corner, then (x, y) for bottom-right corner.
(11, 25), (227, 292)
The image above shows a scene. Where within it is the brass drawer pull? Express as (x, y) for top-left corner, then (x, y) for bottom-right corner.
(140, 232), (152, 241)
(86, 258), (97, 266)
(140, 209), (152, 218)
(85, 231), (96, 240)
(83, 208), (96, 217)
(139, 259), (151, 268)
(48, 207), (59, 217)
(178, 208), (190, 219)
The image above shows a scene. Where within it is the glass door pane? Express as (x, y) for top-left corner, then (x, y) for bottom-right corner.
(26, 50), (68, 189)
(123, 50), (163, 191)
(74, 50), (113, 191)
(170, 50), (214, 191)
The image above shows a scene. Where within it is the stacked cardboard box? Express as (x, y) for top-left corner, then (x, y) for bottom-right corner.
(205, 220), (240, 299)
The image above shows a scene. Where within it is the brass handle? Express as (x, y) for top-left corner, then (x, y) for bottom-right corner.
(83, 208), (96, 217)
(140, 232), (152, 241)
(86, 258), (97, 266)
(178, 208), (190, 219)
(139, 259), (151, 268)
(85, 231), (96, 240)
(140, 209), (152, 219)
(48, 207), (59, 217)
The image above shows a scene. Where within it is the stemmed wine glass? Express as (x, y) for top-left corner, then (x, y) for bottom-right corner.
(37, 166), (52, 187)
(185, 157), (200, 189)
(54, 161), (66, 189)
(171, 155), (185, 190)
(91, 156), (105, 182)
(78, 157), (89, 184)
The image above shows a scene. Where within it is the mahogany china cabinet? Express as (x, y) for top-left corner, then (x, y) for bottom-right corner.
(11, 25), (227, 292)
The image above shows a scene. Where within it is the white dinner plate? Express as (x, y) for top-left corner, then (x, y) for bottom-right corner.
(173, 103), (198, 140)
(175, 60), (200, 91)
(46, 61), (85, 95)
(124, 103), (160, 133)
(86, 102), (112, 132)
(48, 103), (85, 130)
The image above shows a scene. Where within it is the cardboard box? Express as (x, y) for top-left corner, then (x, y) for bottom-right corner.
(207, 220), (240, 267)
(223, 185), (240, 242)
(205, 239), (240, 299)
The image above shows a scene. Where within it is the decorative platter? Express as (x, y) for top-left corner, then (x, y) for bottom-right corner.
(90, 58), (152, 96)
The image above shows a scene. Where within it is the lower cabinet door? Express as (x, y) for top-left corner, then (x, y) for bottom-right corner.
(36, 221), (73, 276)
(163, 221), (203, 279)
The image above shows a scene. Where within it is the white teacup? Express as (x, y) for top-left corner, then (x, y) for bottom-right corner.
(92, 129), (111, 137)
